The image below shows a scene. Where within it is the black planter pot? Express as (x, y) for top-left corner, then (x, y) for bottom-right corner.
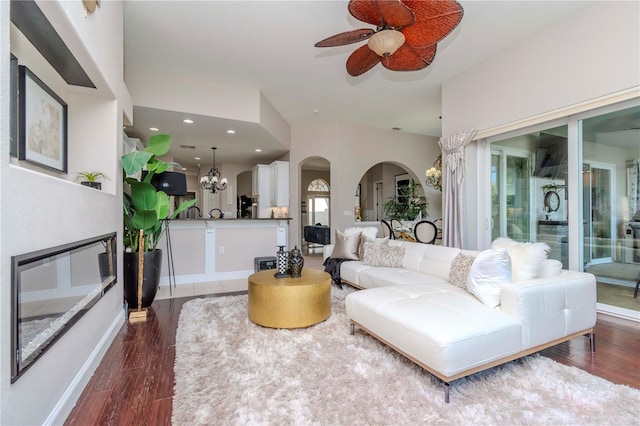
(80, 181), (102, 190)
(123, 249), (162, 309)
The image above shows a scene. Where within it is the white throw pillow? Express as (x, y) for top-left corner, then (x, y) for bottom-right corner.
(466, 249), (512, 308)
(538, 259), (563, 278)
(491, 237), (549, 282)
(332, 230), (361, 260)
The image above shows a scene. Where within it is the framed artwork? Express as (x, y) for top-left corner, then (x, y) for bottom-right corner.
(10, 54), (18, 157)
(18, 66), (68, 172)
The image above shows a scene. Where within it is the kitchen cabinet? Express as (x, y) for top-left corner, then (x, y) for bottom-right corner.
(252, 164), (271, 217)
(269, 161), (289, 207)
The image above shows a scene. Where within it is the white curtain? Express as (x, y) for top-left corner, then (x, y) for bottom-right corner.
(631, 159), (640, 219)
(438, 128), (478, 248)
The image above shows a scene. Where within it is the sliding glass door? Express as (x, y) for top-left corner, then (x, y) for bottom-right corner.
(491, 150), (532, 242)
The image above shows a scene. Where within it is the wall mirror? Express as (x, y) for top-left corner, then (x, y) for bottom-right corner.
(11, 233), (116, 382)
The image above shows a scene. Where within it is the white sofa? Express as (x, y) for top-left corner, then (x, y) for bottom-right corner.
(323, 239), (597, 402)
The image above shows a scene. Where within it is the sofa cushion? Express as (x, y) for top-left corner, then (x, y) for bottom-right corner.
(332, 230), (360, 260)
(340, 261), (371, 286)
(449, 253), (477, 290)
(346, 284), (522, 377)
(491, 237), (549, 282)
(362, 243), (405, 268)
(538, 259), (563, 278)
(345, 226), (378, 240)
(467, 249), (512, 308)
(413, 244), (462, 281)
(357, 267), (449, 288)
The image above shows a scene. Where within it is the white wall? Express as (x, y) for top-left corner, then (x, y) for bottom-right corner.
(289, 122), (440, 247)
(1, 1), (129, 423)
(441, 1), (640, 249)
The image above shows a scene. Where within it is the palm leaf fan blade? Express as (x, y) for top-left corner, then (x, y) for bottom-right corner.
(382, 44), (436, 71)
(346, 44), (382, 76)
(315, 29), (376, 47)
(349, 0), (414, 27)
(400, 0), (464, 47)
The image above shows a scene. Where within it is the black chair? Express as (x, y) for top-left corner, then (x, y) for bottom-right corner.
(380, 220), (394, 239)
(414, 220), (438, 244)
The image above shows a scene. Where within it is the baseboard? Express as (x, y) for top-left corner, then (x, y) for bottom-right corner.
(44, 310), (125, 425)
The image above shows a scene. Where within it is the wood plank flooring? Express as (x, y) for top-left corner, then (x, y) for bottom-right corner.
(65, 266), (640, 425)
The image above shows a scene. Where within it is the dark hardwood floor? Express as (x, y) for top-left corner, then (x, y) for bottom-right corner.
(65, 290), (640, 425)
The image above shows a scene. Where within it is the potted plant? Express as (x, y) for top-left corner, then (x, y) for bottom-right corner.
(75, 171), (110, 190)
(383, 179), (428, 221)
(122, 134), (196, 312)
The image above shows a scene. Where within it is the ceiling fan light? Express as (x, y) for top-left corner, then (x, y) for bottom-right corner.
(367, 30), (405, 57)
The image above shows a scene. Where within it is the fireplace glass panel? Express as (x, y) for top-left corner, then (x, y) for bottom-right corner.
(11, 233), (116, 382)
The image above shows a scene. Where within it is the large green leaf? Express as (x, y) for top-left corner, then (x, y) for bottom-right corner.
(132, 210), (159, 232)
(171, 198), (198, 219)
(129, 181), (158, 211)
(145, 134), (171, 156)
(147, 158), (170, 174)
(155, 191), (170, 220)
(122, 151), (153, 176)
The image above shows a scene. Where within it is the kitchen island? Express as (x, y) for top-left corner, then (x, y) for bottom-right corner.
(156, 218), (291, 289)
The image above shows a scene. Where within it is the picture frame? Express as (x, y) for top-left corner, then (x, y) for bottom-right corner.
(10, 54), (18, 158)
(18, 66), (68, 173)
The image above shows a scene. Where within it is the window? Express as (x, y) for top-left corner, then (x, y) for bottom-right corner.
(308, 178), (329, 192)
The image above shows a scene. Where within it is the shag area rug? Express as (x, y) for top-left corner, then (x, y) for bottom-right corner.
(173, 287), (640, 425)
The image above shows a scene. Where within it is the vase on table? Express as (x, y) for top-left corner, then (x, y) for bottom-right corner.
(275, 245), (290, 278)
(289, 245), (304, 278)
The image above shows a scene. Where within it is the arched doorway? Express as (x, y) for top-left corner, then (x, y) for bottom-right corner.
(301, 157), (330, 254)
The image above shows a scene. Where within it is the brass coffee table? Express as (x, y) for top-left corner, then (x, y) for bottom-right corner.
(248, 269), (331, 329)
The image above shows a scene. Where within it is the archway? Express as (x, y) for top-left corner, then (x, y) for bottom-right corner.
(300, 157), (330, 254)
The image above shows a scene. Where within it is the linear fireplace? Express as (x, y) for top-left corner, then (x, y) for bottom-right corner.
(11, 233), (117, 382)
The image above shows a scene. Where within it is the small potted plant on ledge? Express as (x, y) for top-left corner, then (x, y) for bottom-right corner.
(75, 171), (109, 190)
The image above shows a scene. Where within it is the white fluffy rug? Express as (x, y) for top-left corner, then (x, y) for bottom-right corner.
(173, 287), (640, 425)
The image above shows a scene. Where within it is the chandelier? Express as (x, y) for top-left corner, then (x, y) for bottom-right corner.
(200, 147), (228, 194)
(425, 154), (442, 192)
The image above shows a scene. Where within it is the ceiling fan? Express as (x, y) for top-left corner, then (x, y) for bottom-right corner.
(315, 0), (464, 76)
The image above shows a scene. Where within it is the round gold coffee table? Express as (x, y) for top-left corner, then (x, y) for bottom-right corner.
(248, 269), (331, 329)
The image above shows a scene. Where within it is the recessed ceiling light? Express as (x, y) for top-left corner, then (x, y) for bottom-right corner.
(149, 127), (159, 132)
(313, 109), (319, 114)
(255, 149), (262, 152)
(226, 129), (236, 134)
(181, 167), (187, 171)
(183, 119), (194, 124)
(194, 157), (201, 160)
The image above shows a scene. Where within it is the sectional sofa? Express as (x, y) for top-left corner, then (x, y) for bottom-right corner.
(323, 233), (597, 402)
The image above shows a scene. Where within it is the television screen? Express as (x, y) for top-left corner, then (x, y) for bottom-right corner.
(534, 133), (568, 178)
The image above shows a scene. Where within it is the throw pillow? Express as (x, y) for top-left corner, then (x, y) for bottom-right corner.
(332, 230), (361, 260)
(358, 234), (389, 260)
(448, 253), (477, 290)
(538, 259), (563, 278)
(362, 242), (405, 268)
(491, 237), (550, 282)
(466, 249), (511, 308)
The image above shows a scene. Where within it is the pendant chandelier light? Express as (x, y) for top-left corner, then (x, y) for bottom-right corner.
(200, 147), (228, 194)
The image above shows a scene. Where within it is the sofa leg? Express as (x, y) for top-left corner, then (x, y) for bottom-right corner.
(589, 332), (596, 354)
(349, 323), (355, 336)
(443, 381), (450, 403)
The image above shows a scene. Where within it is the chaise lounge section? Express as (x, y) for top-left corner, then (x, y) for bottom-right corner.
(323, 235), (597, 402)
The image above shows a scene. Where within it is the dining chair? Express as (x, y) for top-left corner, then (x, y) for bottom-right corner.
(413, 220), (438, 244)
(380, 220), (394, 239)
(391, 219), (402, 239)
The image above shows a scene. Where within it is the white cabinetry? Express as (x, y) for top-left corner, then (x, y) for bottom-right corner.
(252, 164), (271, 218)
(269, 161), (289, 207)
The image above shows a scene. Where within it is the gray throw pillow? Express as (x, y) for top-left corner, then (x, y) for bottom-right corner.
(362, 242), (405, 268)
(448, 253), (477, 290)
(332, 230), (361, 260)
(358, 234), (389, 260)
